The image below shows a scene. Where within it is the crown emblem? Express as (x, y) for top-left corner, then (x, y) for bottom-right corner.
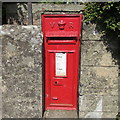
(58, 20), (66, 30)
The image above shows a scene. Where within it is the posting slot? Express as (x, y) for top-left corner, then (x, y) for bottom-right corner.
(47, 37), (77, 44)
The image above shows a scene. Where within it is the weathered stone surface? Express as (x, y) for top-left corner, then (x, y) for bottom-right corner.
(102, 95), (118, 112)
(79, 95), (102, 112)
(102, 112), (118, 118)
(32, 3), (84, 12)
(82, 23), (103, 41)
(79, 95), (118, 112)
(81, 41), (118, 66)
(80, 66), (118, 96)
(3, 97), (42, 118)
(1, 22), (119, 118)
(0, 26), (2, 119)
(79, 64), (118, 118)
(0, 76), (2, 119)
(32, 3), (84, 25)
(79, 111), (117, 118)
(2, 25), (43, 118)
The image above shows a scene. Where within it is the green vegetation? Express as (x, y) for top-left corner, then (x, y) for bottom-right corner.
(116, 112), (120, 120)
(84, 2), (120, 37)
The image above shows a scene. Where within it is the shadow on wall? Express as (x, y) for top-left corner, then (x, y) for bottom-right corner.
(92, 18), (120, 70)
(86, 12), (120, 115)
(101, 30), (120, 65)
(2, 2), (28, 25)
(100, 26), (120, 113)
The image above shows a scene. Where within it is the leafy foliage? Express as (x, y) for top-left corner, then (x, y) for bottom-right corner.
(116, 112), (120, 120)
(84, 2), (120, 37)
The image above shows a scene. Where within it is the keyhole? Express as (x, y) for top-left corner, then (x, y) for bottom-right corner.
(54, 81), (58, 85)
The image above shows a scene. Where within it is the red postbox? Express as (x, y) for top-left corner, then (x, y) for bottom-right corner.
(42, 14), (82, 110)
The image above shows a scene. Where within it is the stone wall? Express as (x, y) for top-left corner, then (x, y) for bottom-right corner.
(0, 26), (2, 119)
(79, 23), (119, 118)
(1, 23), (119, 118)
(32, 3), (84, 25)
(1, 25), (43, 118)
(1, 3), (119, 119)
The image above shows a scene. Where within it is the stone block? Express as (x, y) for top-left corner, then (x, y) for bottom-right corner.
(82, 23), (103, 41)
(79, 95), (102, 112)
(3, 97), (42, 118)
(79, 111), (117, 118)
(81, 41), (118, 66)
(102, 112), (118, 118)
(80, 66), (118, 96)
(2, 25), (43, 118)
(32, 3), (84, 12)
(102, 95), (118, 112)
(79, 111), (118, 118)
(0, 36), (2, 45)
(79, 95), (118, 117)
(0, 67), (1, 77)
(2, 78), (43, 118)
(32, 3), (84, 25)
(82, 112), (103, 118)
(0, 76), (2, 119)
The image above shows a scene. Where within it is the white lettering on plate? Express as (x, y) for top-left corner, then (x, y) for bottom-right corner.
(56, 53), (66, 76)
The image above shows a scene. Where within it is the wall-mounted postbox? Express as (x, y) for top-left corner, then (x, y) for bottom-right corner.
(42, 14), (82, 110)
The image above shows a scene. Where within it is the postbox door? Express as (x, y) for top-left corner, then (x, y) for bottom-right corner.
(46, 50), (78, 110)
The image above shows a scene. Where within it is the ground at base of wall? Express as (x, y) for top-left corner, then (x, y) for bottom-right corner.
(43, 110), (78, 118)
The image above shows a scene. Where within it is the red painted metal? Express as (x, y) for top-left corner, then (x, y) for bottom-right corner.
(42, 14), (82, 110)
